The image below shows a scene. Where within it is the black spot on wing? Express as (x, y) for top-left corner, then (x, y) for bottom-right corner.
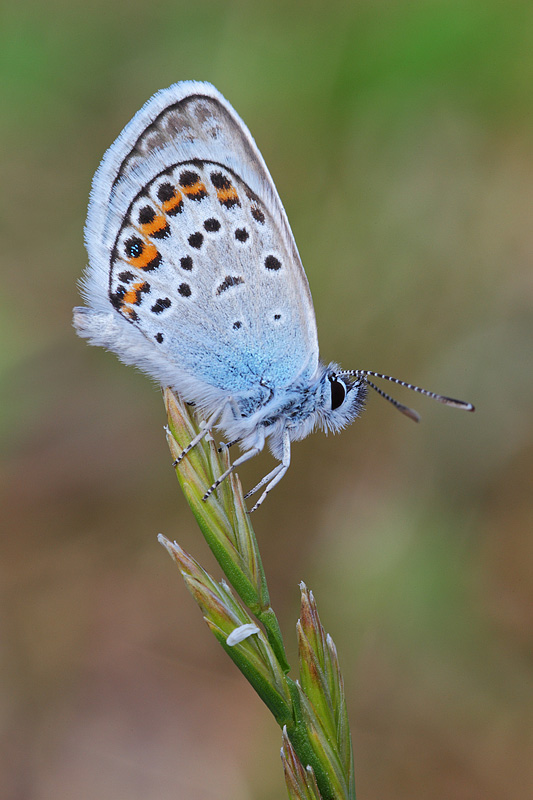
(251, 205), (265, 224)
(210, 171), (231, 190)
(179, 170), (200, 187)
(216, 275), (244, 295)
(188, 232), (204, 249)
(204, 218), (221, 232)
(265, 255), (281, 271)
(151, 297), (171, 313)
(157, 183), (175, 202)
(125, 237), (143, 258)
(138, 206), (155, 224)
(110, 286), (125, 310)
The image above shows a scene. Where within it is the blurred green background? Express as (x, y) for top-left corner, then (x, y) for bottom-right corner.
(1, 1), (533, 798)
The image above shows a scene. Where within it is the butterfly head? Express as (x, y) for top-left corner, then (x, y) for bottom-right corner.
(314, 364), (367, 434)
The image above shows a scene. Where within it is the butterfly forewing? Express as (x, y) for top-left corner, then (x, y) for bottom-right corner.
(84, 83), (319, 392)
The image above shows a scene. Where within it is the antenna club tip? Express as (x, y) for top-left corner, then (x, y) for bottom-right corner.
(450, 400), (475, 412)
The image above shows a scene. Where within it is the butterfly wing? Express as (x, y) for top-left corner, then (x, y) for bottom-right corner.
(75, 82), (319, 401)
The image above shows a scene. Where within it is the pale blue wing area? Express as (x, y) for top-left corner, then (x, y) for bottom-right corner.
(81, 83), (319, 394)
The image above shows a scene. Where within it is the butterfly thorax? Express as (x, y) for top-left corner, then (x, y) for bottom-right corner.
(218, 362), (367, 459)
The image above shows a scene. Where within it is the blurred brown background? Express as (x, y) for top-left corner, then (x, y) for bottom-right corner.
(1, 1), (533, 798)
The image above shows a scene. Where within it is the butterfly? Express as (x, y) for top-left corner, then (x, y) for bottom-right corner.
(74, 81), (474, 511)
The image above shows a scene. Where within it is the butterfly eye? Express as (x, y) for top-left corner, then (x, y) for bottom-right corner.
(329, 376), (346, 411)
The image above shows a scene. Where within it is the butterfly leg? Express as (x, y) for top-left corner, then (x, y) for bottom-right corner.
(217, 437), (241, 452)
(203, 428), (266, 501)
(244, 463), (284, 500)
(172, 407), (223, 467)
(247, 429), (291, 513)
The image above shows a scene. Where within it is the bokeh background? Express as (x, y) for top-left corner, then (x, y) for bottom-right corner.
(2, 1), (533, 798)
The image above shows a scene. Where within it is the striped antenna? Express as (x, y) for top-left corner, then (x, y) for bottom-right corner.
(340, 370), (475, 421)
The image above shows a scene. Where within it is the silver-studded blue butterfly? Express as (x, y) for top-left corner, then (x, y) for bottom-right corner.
(74, 81), (474, 510)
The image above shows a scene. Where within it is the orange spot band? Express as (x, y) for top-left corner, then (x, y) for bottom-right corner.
(161, 191), (183, 213)
(122, 280), (146, 306)
(216, 187), (239, 204)
(182, 180), (207, 197)
(129, 242), (159, 270)
(141, 214), (168, 237)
